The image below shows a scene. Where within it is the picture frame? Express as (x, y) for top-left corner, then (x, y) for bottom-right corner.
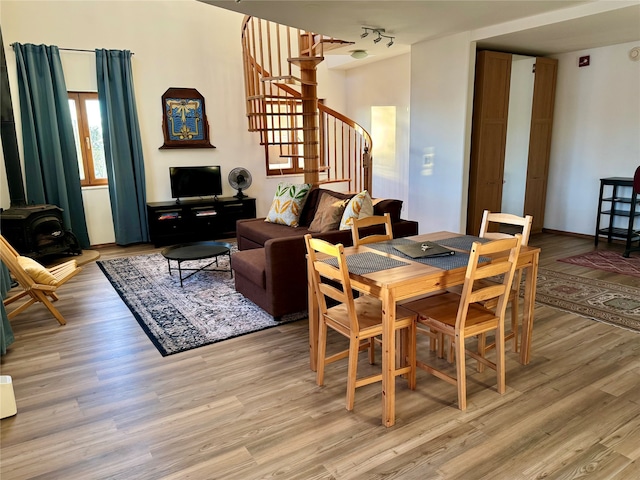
(160, 87), (215, 149)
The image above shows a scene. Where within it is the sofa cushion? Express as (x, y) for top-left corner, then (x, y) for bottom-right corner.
(339, 190), (374, 230)
(308, 191), (349, 233)
(299, 188), (353, 227)
(17, 256), (58, 285)
(231, 248), (267, 288)
(239, 218), (313, 247)
(265, 182), (312, 227)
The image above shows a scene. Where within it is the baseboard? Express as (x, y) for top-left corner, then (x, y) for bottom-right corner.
(541, 228), (632, 246)
(541, 228), (594, 240)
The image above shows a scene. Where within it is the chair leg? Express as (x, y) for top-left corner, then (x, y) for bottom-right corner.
(477, 333), (486, 373)
(346, 337), (360, 411)
(316, 321), (328, 386)
(408, 323), (417, 390)
(511, 295), (519, 353)
(368, 337), (375, 364)
(34, 291), (67, 325)
(454, 334), (467, 410)
(496, 324), (506, 395)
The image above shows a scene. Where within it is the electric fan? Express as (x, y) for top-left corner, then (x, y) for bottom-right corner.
(228, 167), (252, 198)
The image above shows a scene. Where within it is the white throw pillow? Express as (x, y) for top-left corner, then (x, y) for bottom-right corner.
(339, 190), (374, 230)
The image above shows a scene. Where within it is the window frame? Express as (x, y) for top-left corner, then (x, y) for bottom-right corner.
(68, 91), (108, 187)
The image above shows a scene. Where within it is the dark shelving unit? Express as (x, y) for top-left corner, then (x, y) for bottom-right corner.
(595, 177), (639, 250)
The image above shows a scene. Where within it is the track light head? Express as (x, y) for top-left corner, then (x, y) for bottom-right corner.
(387, 39), (394, 47)
(374, 34), (382, 44)
(360, 31), (369, 39)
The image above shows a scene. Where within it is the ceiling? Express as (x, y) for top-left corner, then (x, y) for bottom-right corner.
(199, 0), (640, 68)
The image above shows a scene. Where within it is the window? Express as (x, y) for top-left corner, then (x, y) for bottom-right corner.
(68, 92), (107, 186)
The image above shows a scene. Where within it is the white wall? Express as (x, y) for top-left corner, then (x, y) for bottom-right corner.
(547, 40), (640, 235)
(344, 54), (411, 208)
(408, 32), (476, 234)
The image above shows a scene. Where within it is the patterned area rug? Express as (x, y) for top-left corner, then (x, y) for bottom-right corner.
(532, 268), (640, 332)
(558, 249), (640, 278)
(97, 248), (305, 356)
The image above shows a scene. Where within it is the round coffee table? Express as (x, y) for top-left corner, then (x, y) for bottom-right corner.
(161, 241), (233, 287)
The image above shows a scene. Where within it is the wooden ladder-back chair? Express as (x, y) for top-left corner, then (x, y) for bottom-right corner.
(0, 235), (82, 325)
(477, 210), (532, 353)
(304, 234), (417, 411)
(403, 235), (522, 410)
(350, 213), (393, 247)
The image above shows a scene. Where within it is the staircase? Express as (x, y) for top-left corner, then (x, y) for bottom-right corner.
(241, 16), (372, 194)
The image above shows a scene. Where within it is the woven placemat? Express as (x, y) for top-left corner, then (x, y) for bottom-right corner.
(366, 239), (473, 270)
(321, 252), (409, 275)
(436, 235), (490, 251)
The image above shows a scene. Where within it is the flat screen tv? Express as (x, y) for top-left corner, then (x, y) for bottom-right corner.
(169, 166), (223, 201)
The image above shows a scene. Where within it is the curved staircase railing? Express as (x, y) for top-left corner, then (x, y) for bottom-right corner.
(241, 16), (372, 194)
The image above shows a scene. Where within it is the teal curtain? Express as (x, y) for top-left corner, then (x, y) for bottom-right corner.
(13, 43), (90, 248)
(1, 262), (15, 356)
(95, 49), (149, 245)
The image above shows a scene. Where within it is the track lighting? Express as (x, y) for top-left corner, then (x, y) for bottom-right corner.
(360, 27), (395, 48)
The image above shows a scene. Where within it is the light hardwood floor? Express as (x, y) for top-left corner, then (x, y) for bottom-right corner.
(1, 233), (639, 479)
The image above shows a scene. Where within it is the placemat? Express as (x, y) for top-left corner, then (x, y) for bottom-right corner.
(321, 252), (410, 275)
(436, 235), (491, 251)
(366, 239), (473, 270)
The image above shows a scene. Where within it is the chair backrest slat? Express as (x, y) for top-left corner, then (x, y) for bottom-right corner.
(351, 213), (393, 247)
(480, 210), (533, 246)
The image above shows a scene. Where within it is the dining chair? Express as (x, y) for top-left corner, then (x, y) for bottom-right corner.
(478, 210), (533, 353)
(304, 234), (417, 411)
(0, 235), (82, 325)
(404, 235), (522, 410)
(350, 213), (393, 247)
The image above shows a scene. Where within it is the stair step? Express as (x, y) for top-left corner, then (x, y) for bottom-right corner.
(261, 75), (316, 86)
(318, 178), (352, 185)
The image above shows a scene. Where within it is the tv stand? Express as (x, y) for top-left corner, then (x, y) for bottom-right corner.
(147, 196), (257, 246)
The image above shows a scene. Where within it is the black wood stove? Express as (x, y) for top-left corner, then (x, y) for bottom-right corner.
(1, 205), (81, 259)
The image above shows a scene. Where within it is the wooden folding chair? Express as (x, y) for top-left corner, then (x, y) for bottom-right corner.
(350, 213), (393, 247)
(304, 234), (416, 411)
(1, 234), (82, 325)
(403, 235), (522, 410)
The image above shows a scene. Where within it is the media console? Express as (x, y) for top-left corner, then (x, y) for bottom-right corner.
(147, 197), (257, 246)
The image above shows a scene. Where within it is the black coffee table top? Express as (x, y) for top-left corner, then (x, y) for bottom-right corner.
(161, 241), (232, 261)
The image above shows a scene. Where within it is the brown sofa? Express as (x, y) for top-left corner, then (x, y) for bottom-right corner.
(231, 188), (419, 318)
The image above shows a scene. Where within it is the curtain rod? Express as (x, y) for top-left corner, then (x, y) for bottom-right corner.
(10, 44), (134, 54)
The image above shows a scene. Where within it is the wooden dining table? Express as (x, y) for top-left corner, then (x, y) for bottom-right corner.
(307, 231), (541, 427)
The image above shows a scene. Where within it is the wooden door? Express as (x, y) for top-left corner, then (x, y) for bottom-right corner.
(467, 51), (512, 235)
(524, 57), (558, 234)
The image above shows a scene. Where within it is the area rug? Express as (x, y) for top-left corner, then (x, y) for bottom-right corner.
(97, 248), (305, 356)
(557, 249), (640, 278)
(532, 268), (640, 333)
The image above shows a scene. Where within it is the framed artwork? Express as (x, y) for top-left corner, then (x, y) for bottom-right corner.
(160, 87), (215, 149)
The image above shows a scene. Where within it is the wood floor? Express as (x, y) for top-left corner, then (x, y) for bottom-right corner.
(1, 233), (639, 479)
